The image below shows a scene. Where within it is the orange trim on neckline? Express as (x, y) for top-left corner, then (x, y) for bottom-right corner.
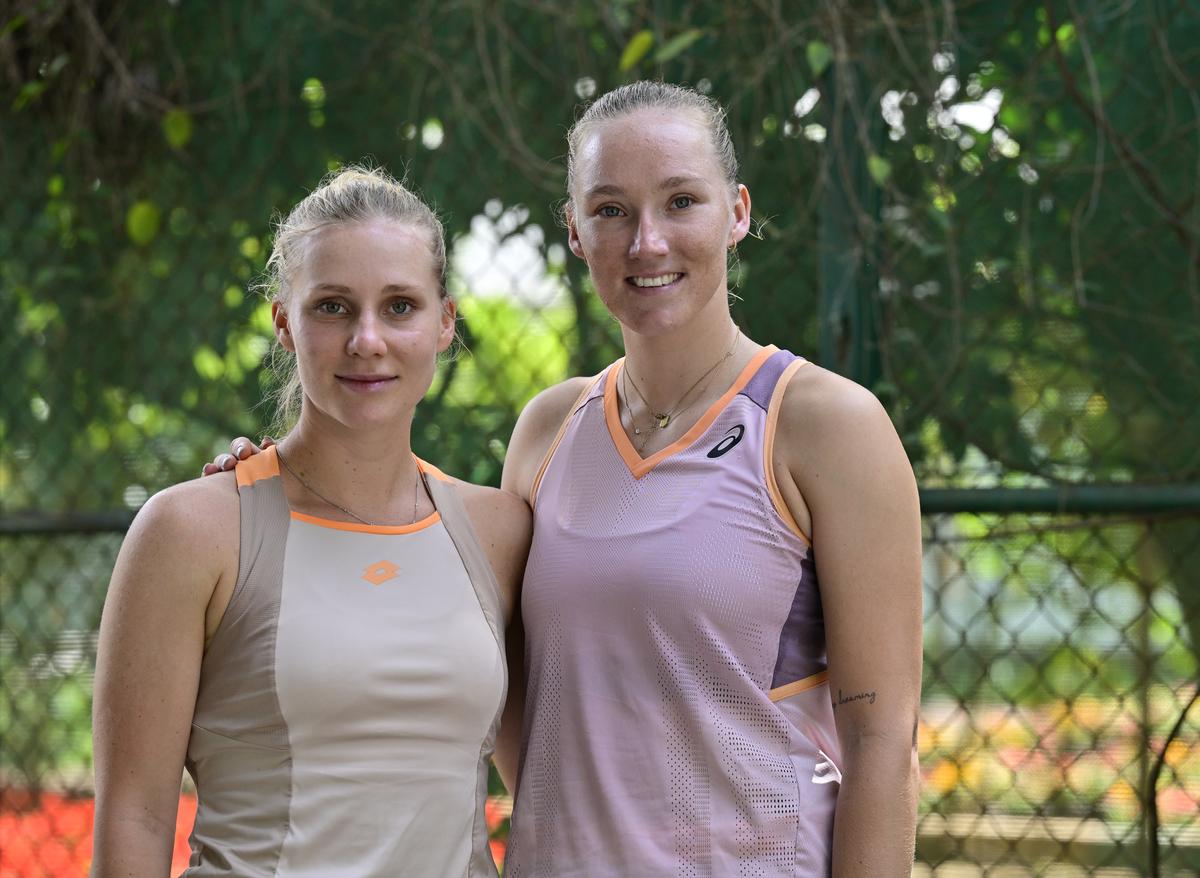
(267, 449), (448, 532)
(604, 345), (778, 480)
(289, 509), (442, 535)
(236, 444), (282, 487)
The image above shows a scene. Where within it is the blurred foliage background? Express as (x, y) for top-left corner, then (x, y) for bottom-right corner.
(1, 1), (1198, 875)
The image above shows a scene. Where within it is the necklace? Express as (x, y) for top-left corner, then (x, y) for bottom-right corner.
(622, 325), (741, 443)
(275, 446), (422, 527)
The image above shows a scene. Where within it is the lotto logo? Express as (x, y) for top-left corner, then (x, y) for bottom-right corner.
(361, 560), (400, 585)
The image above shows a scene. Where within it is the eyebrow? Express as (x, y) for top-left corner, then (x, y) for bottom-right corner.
(584, 184), (626, 199)
(660, 175), (707, 190)
(310, 283), (418, 294)
(583, 176), (710, 200)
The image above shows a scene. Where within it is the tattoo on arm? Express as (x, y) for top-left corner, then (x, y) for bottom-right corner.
(833, 688), (877, 709)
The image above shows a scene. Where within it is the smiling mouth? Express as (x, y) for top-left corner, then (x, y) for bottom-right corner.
(628, 273), (683, 288)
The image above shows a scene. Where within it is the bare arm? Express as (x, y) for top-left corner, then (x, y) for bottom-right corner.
(91, 476), (238, 877)
(777, 368), (923, 877)
(457, 478), (533, 796)
(486, 378), (592, 792)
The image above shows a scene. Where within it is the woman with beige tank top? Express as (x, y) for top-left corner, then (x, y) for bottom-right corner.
(91, 167), (531, 877)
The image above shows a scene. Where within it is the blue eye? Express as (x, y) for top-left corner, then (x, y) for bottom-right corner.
(316, 301), (346, 315)
(672, 195), (694, 209)
(389, 300), (412, 315)
(598, 205), (624, 218)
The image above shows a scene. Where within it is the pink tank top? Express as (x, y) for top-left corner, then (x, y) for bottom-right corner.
(507, 347), (841, 878)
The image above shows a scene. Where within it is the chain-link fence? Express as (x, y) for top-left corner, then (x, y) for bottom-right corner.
(917, 513), (1199, 875)
(3, 1), (1198, 875)
(3, 516), (1197, 875)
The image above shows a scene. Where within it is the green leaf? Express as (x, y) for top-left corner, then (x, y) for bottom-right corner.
(806, 40), (833, 77)
(193, 346), (225, 381)
(11, 80), (46, 112)
(1, 15), (28, 38)
(300, 77), (326, 107)
(619, 30), (655, 72)
(653, 29), (703, 63)
(867, 155), (892, 185)
(125, 200), (161, 246)
(162, 109), (194, 149)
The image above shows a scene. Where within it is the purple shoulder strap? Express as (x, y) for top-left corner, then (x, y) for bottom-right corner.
(741, 348), (801, 411)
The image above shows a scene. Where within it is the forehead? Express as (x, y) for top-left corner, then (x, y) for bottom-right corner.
(574, 108), (723, 191)
(299, 219), (438, 284)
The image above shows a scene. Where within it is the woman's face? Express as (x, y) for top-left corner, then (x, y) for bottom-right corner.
(273, 219), (454, 432)
(568, 107), (751, 338)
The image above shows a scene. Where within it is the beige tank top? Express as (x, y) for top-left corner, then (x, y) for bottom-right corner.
(183, 446), (507, 877)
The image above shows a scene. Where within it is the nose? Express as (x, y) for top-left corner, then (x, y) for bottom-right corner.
(629, 212), (669, 259)
(347, 312), (387, 358)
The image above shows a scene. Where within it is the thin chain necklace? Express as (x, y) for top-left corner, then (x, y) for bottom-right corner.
(622, 325), (741, 447)
(275, 446), (421, 527)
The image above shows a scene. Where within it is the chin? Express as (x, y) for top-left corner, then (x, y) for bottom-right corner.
(312, 402), (409, 434)
(604, 296), (704, 339)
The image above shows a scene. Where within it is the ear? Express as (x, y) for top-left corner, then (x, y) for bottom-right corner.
(436, 297), (458, 353)
(566, 204), (587, 261)
(272, 300), (296, 353)
(728, 183), (752, 247)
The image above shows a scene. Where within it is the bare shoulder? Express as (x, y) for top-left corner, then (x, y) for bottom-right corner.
(129, 470), (240, 555)
(512, 376), (596, 447)
(110, 471), (240, 624)
(502, 375), (597, 499)
(774, 362), (916, 517)
(780, 362), (895, 444)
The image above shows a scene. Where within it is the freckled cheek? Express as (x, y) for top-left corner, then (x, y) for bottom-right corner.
(291, 324), (347, 358)
(584, 226), (636, 261)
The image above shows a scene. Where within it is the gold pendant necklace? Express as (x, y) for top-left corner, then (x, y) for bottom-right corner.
(623, 325), (741, 443)
(276, 447), (422, 526)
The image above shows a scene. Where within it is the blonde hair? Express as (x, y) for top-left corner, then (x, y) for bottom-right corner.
(256, 165), (447, 430)
(565, 81), (740, 204)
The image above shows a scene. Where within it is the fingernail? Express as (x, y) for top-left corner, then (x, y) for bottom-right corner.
(234, 443), (246, 459)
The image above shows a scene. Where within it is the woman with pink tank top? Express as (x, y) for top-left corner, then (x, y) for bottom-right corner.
(92, 168), (531, 877)
(210, 83), (923, 876)
(497, 82), (923, 877)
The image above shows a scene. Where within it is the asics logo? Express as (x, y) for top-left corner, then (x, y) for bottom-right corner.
(706, 424), (745, 459)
